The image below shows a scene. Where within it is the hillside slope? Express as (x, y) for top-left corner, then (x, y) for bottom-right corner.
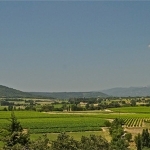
(0, 85), (108, 99)
(30, 91), (108, 99)
(0, 85), (34, 98)
(102, 87), (150, 97)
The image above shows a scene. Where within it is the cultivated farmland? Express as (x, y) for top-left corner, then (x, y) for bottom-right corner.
(0, 111), (106, 133)
(1, 106), (150, 150)
(1, 107), (150, 134)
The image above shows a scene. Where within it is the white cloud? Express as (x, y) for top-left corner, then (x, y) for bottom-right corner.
(148, 45), (150, 48)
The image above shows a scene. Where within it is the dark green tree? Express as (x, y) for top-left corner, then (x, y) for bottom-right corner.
(0, 111), (30, 149)
(71, 104), (78, 111)
(8, 105), (13, 111)
(134, 129), (150, 150)
(51, 132), (79, 150)
(85, 103), (89, 110)
(110, 138), (129, 150)
(141, 129), (150, 148)
(109, 118), (124, 136)
(124, 133), (132, 142)
(134, 133), (142, 150)
(109, 118), (129, 150)
(104, 120), (111, 127)
(29, 134), (51, 150)
(130, 100), (136, 106)
(80, 134), (109, 150)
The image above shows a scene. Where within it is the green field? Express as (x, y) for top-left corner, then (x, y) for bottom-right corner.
(1, 108), (150, 150)
(0, 111), (106, 133)
(30, 130), (111, 141)
(109, 106), (150, 113)
(1, 107), (150, 134)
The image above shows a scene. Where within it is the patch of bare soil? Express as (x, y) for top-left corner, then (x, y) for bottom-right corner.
(124, 127), (144, 150)
(124, 127), (143, 135)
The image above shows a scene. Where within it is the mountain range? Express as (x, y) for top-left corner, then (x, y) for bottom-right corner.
(0, 85), (150, 98)
(30, 91), (108, 99)
(0, 85), (107, 99)
(102, 87), (150, 97)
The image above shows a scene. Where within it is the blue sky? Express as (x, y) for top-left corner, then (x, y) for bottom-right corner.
(0, 1), (150, 92)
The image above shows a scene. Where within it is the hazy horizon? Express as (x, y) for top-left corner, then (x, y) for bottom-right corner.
(2, 84), (150, 93)
(1, 2), (150, 92)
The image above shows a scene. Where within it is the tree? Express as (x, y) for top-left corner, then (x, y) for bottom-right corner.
(8, 105), (13, 111)
(109, 118), (124, 136)
(29, 134), (51, 150)
(134, 129), (150, 150)
(130, 100), (136, 106)
(124, 133), (132, 142)
(80, 134), (109, 150)
(141, 129), (150, 148)
(41, 105), (54, 112)
(104, 120), (111, 127)
(71, 104), (78, 111)
(109, 118), (129, 150)
(134, 133), (142, 150)
(0, 112), (53, 150)
(3, 107), (7, 111)
(85, 103), (89, 110)
(110, 138), (129, 150)
(51, 132), (79, 150)
(0, 111), (30, 149)
(51, 133), (109, 150)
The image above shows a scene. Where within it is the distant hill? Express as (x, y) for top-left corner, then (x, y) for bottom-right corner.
(102, 87), (150, 97)
(0, 85), (108, 99)
(2, 84), (150, 98)
(30, 91), (108, 99)
(0, 85), (34, 98)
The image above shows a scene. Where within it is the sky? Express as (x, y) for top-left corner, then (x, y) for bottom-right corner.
(0, 1), (150, 92)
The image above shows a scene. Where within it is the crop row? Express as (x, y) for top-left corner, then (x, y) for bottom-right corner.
(1, 111), (150, 133)
(20, 117), (105, 133)
(0, 112), (106, 133)
(123, 118), (144, 127)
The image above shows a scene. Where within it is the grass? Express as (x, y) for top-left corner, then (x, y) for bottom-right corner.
(0, 106), (7, 111)
(109, 106), (150, 113)
(53, 103), (63, 108)
(30, 130), (111, 142)
(0, 111), (52, 119)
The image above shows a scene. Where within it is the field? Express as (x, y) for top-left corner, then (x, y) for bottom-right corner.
(30, 130), (111, 142)
(109, 106), (150, 113)
(0, 111), (107, 133)
(1, 107), (150, 134)
(0, 106), (150, 147)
